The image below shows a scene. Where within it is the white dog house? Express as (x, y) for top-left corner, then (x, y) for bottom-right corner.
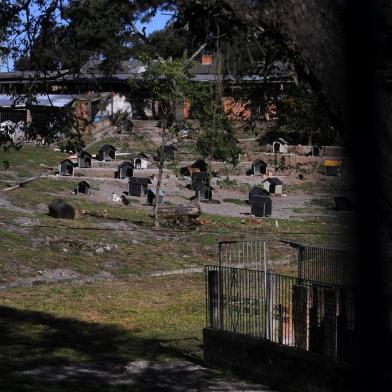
(272, 138), (289, 154)
(133, 153), (149, 170)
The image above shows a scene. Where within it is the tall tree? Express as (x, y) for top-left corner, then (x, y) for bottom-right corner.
(141, 56), (194, 227)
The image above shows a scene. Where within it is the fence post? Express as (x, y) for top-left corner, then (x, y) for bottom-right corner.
(265, 271), (271, 340)
(292, 284), (309, 350)
(298, 246), (304, 279)
(278, 304), (283, 344)
(323, 287), (338, 358)
(208, 269), (221, 329)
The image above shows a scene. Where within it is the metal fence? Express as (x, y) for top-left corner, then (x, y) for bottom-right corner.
(205, 265), (358, 363)
(218, 239), (357, 287)
(298, 245), (357, 287)
(218, 239), (298, 273)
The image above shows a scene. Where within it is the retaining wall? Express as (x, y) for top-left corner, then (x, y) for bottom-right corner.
(203, 328), (355, 392)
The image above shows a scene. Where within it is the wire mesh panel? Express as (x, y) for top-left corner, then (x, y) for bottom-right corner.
(205, 265), (358, 363)
(206, 265), (266, 338)
(298, 245), (358, 287)
(219, 240), (265, 270)
(218, 240), (298, 274)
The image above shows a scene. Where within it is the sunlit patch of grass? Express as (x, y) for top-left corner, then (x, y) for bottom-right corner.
(0, 145), (67, 177)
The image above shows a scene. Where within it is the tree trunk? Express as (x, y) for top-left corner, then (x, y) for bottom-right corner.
(154, 129), (166, 228)
(153, 160), (164, 228)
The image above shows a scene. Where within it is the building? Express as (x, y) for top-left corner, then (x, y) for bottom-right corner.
(115, 161), (134, 179)
(250, 195), (272, 217)
(76, 180), (91, 195)
(263, 177), (283, 195)
(0, 94), (75, 141)
(250, 159), (267, 175)
(147, 188), (165, 206)
(133, 153), (149, 169)
(195, 184), (214, 201)
(0, 55), (295, 125)
(59, 159), (74, 176)
(191, 172), (210, 190)
(97, 144), (116, 161)
(77, 150), (92, 168)
(272, 138), (289, 154)
(128, 177), (151, 197)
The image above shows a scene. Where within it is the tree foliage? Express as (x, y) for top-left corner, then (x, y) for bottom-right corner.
(275, 82), (336, 145)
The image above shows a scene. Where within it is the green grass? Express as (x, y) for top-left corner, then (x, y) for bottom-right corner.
(284, 178), (347, 194)
(308, 198), (334, 209)
(0, 275), (205, 391)
(0, 145), (67, 180)
(87, 133), (156, 156)
(0, 163), (354, 282)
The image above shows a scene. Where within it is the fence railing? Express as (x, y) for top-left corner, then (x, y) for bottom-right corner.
(205, 265), (358, 363)
(218, 239), (358, 287)
(218, 239), (298, 272)
(298, 245), (357, 287)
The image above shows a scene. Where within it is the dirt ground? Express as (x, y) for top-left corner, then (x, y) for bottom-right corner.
(51, 160), (350, 220)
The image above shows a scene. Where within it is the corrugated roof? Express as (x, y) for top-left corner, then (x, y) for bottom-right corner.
(0, 94), (74, 108)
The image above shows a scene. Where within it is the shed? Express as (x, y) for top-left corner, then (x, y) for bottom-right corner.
(97, 144), (116, 161)
(76, 180), (91, 195)
(272, 138), (289, 154)
(59, 159), (74, 176)
(191, 172), (210, 190)
(323, 160), (342, 176)
(77, 150), (92, 168)
(251, 159), (267, 175)
(115, 161), (134, 179)
(249, 187), (269, 202)
(48, 199), (75, 219)
(263, 177), (283, 195)
(133, 153), (149, 169)
(195, 184), (214, 201)
(128, 177), (151, 197)
(250, 195), (272, 217)
(147, 188), (165, 206)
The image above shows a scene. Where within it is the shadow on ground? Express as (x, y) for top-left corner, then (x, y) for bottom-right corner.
(0, 306), (273, 391)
